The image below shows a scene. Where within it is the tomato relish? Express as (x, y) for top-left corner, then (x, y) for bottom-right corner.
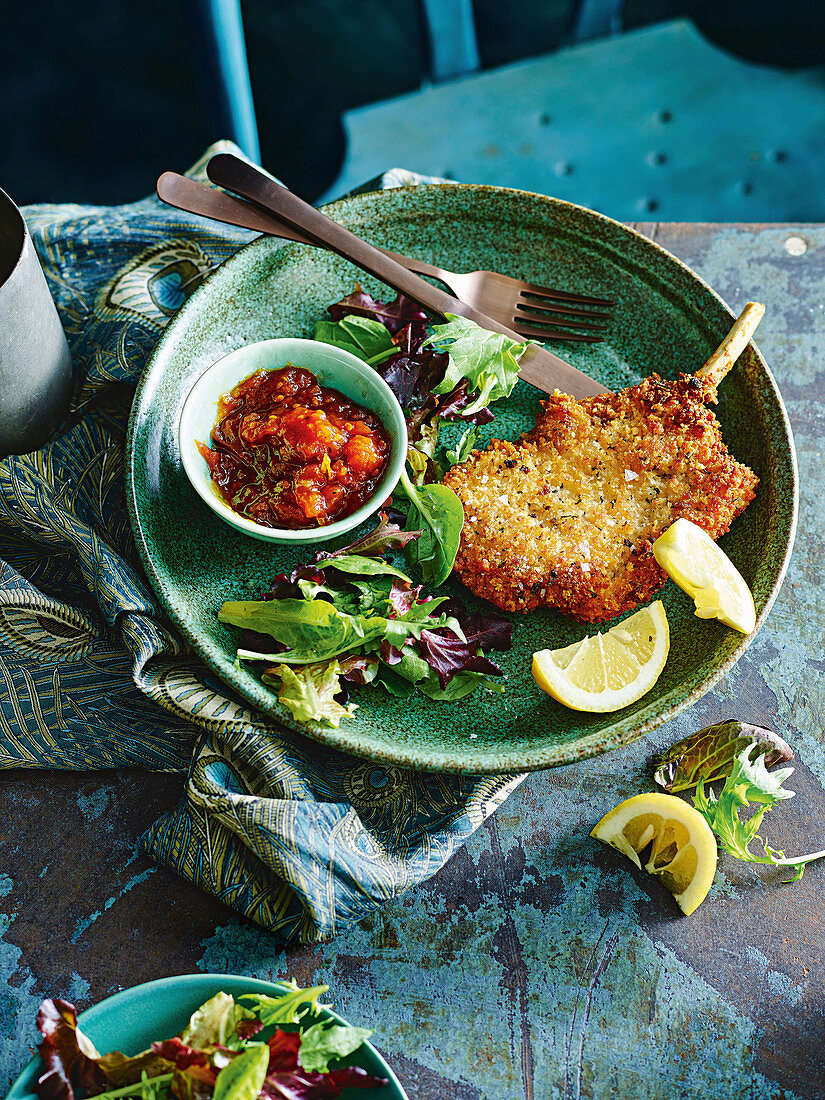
(198, 365), (391, 529)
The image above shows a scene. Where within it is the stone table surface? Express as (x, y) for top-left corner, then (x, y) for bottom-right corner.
(2, 223), (825, 1100)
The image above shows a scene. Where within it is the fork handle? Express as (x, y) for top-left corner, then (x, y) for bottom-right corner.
(157, 171), (311, 244)
(205, 154), (607, 397)
(157, 171), (447, 281)
(208, 153), (474, 323)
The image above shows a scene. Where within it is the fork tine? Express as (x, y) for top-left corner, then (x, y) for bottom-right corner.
(514, 310), (610, 335)
(515, 300), (613, 323)
(512, 323), (605, 343)
(515, 280), (614, 307)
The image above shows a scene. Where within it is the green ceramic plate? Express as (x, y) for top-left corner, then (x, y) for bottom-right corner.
(6, 973), (406, 1100)
(126, 183), (797, 774)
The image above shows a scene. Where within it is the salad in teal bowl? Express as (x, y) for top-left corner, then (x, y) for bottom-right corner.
(8, 974), (406, 1100)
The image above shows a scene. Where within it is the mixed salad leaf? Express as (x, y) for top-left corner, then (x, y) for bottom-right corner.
(34, 984), (387, 1100)
(315, 287), (533, 581)
(219, 514), (511, 727)
(654, 724), (825, 885)
(652, 720), (794, 793)
(315, 287), (526, 450)
(425, 315), (531, 416)
(692, 744), (825, 882)
(217, 292), (527, 724)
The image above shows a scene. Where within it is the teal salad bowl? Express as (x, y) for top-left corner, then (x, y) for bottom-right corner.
(6, 974), (406, 1100)
(178, 337), (408, 544)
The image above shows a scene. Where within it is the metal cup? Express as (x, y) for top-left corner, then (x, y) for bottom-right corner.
(0, 187), (72, 456)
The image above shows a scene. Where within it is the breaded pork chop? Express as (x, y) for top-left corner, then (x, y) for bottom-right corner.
(442, 306), (762, 622)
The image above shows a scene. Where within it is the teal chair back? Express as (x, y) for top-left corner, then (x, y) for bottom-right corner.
(185, 0), (260, 162)
(189, 0), (825, 222)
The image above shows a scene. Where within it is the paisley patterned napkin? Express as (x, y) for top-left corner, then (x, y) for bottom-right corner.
(0, 144), (524, 942)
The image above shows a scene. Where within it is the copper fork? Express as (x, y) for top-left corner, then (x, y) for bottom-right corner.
(157, 172), (612, 344)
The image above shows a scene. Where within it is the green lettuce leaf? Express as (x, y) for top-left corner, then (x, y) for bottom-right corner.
(320, 554), (411, 581)
(264, 661), (357, 727)
(314, 315), (396, 365)
(333, 576), (395, 615)
(221, 599), (387, 664)
(376, 667), (416, 697)
(212, 1045), (269, 1100)
(398, 468), (464, 586)
(387, 647), (432, 684)
(425, 314), (531, 411)
(297, 1022), (373, 1074)
(180, 993), (251, 1049)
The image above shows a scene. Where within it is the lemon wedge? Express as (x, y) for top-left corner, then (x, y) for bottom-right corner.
(531, 601), (669, 712)
(591, 792), (718, 915)
(652, 518), (755, 634)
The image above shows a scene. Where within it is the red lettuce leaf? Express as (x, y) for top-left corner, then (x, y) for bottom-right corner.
(313, 511), (420, 561)
(386, 580), (425, 617)
(267, 1029), (302, 1072)
(262, 1064), (388, 1099)
(328, 285), (426, 335)
(435, 379), (496, 424)
(35, 1000), (173, 1100)
(328, 1066), (389, 1090)
(337, 653), (381, 684)
(235, 1018), (265, 1041)
(171, 1061), (219, 1100)
(439, 600), (512, 651)
(379, 640), (404, 665)
(376, 328), (427, 408)
(417, 628), (504, 688)
(150, 1038), (210, 1070)
(405, 380), (494, 444)
(377, 322), (448, 408)
(261, 565), (328, 601)
(36, 999), (109, 1100)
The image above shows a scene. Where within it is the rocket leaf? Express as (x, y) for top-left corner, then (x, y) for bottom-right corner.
(239, 984), (330, 1027)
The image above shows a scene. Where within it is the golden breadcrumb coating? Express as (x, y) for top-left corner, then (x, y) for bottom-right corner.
(442, 373), (758, 621)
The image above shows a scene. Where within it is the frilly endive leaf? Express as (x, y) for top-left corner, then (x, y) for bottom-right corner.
(692, 743), (825, 882)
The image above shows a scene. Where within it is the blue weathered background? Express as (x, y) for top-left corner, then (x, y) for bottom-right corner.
(3, 221), (824, 1099)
